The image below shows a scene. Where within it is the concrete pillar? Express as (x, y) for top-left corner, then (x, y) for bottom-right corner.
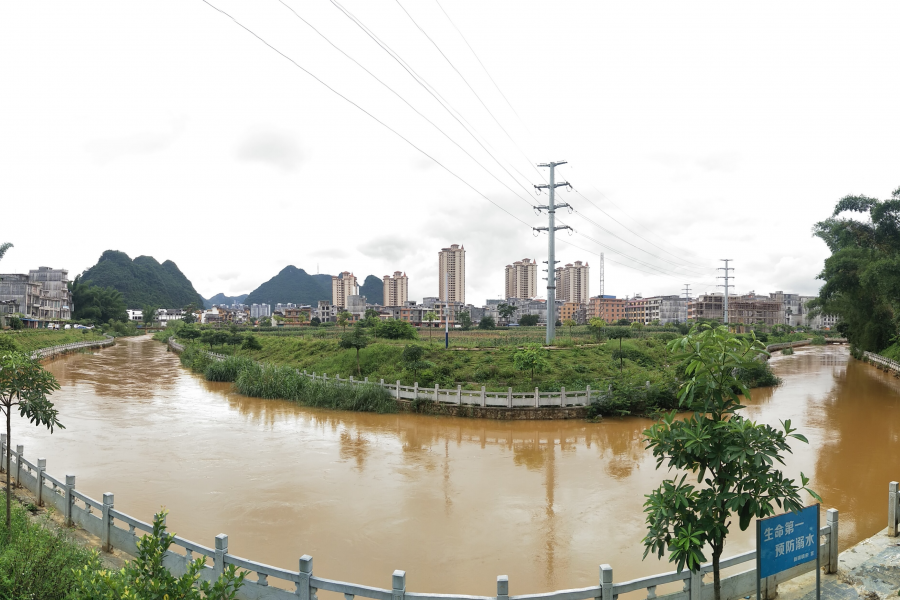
(392, 570), (406, 600)
(507, 387), (512, 408)
(36, 458), (46, 505)
(396, 381), (401, 400)
(586, 385), (591, 405)
(481, 386), (486, 407)
(561, 387), (566, 406)
(64, 475), (75, 526)
(889, 482), (898, 537)
(600, 565), (613, 600)
(827, 509), (839, 573)
(214, 533), (228, 578)
(457, 385), (462, 405)
(497, 575), (509, 600)
(298, 554), (314, 600)
(435, 384), (439, 402)
(414, 382), (418, 399)
(14, 445), (23, 488)
(101, 493), (114, 552)
(535, 388), (539, 407)
(689, 570), (701, 600)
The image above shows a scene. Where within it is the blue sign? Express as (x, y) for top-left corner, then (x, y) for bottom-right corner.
(758, 505), (819, 578)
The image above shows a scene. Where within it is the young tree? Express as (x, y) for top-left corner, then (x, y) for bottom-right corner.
(478, 316), (495, 330)
(200, 330), (217, 349)
(588, 317), (607, 340)
(458, 310), (473, 331)
(424, 311), (438, 343)
(513, 343), (548, 384)
(0, 351), (64, 527)
(241, 334), (262, 352)
(518, 314), (540, 327)
(337, 311), (353, 333)
(179, 326), (201, 344)
(142, 305), (157, 330)
(339, 326), (369, 375)
(563, 319), (577, 336)
(642, 325), (820, 600)
(607, 328), (631, 370)
(310, 317), (321, 327)
(497, 303), (517, 326)
(401, 344), (432, 381)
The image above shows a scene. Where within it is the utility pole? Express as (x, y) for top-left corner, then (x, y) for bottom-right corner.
(533, 161), (572, 345)
(599, 253), (605, 297)
(717, 260), (733, 325)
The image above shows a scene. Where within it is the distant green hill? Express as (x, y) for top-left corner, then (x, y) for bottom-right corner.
(244, 266), (331, 306)
(244, 268), (384, 306)
(81, 250), (205, 309)
(204, 293), (249, 309)
(359, 275), (383, 305)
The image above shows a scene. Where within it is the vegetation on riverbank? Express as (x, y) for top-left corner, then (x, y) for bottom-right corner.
(0, 329), (106, 353)
(0, 492), (93, 599)
(164, 320), (782, 417)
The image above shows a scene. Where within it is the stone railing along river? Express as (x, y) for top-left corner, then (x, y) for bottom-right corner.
(30, 334), (116, 360)
(0, 435), (839, 600)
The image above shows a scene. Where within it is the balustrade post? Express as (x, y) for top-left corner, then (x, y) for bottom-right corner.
(14, 445), (23, 488)
(600, 564), (613, 600)
(349, 376), (354, 384)
(890, 482), (898, 537)
(393, 570), (406, 600)
(586, 385), (591, 405)
(298, 554), (314, 599)
(101, 493), (114, 551)
(0, 433), (5, 474)
(65, 475), (75, 526)
(214, 534), (228, 578)
(497, 575), (509, 600)
(457, 385), (462, 405)
(535, 388), (540, 407)
(827, 508), (839, 573)
(435, 384), (439, 403)
(689, 570), (701, 600)
(396, 381), (401, 401)
(36, 458), (46, 505)
(481, 386), (486, 407)
(561, 387), (566, 406)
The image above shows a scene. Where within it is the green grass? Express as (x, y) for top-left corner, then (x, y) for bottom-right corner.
(0, 329), (106, 353)
(0, 492), (94, 599)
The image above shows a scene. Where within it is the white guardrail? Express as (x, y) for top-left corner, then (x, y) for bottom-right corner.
(0, 437), (838, 600)
(863, 351), (900, 373)
(30, 335), (116, 360)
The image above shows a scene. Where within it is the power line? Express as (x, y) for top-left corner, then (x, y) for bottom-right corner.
(556, 165), (713, 270)
(329, 0), (538, 201)
(200, 0), (533, 228)
(394, 0), (541, 181)
(276, 0), (535, 208)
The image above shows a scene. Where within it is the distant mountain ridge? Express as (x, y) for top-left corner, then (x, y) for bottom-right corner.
(81, 250), (205, 309)
(203, 293), (249, 309)
(244, 267), (383, 306)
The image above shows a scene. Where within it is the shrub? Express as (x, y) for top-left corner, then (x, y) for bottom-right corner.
(205, 356), (253, 382)
(518, 314), (540, 327)
(734, 361), (782, 388)
(0, 492), (93, 599)
(810, 336), (826, 346)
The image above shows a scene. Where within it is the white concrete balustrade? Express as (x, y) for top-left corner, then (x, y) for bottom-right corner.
(0, 437), (838, 600)
(29, 334), (116, 360)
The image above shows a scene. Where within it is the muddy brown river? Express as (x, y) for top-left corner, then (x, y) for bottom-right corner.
(10, 337), (897, 596)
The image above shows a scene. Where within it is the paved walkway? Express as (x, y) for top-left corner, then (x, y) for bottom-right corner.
(779, 528), (900, 600)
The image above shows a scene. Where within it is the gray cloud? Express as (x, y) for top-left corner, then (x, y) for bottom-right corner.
(85, 118), (185, 164)
(236, 130), (304, 171)
(358, 236), (417, 264)
(696, 152), (741, 173)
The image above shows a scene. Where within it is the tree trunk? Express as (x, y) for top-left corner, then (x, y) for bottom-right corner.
(712, 543), (723, 600)
(5, 407), (10, 529)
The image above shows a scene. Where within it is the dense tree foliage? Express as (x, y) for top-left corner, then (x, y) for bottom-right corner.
(518, 314), (539, 327)
(69, 277), (128, 324)
(812, 186), (900, 351)
(81, 250), (204, 309)
(375, 319), (417, 340)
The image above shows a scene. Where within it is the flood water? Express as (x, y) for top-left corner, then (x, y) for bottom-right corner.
(11, 337), (899, 596)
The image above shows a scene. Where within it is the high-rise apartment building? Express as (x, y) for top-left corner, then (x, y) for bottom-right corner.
(383, 271), (408, 307)
(504, 258), (537, 300)
(555, 261), (589, 303)
(439, 244), (465, 304)
(331, 271), (358, 308)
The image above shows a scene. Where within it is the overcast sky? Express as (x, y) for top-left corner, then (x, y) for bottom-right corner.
(2, 1), (898, 304)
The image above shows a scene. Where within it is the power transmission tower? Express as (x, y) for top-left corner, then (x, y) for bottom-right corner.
(599, 253), (605, 297)
(683, 284), (691, 300)
(533, 160), (571, 345)
(717, 259), (734, 324)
